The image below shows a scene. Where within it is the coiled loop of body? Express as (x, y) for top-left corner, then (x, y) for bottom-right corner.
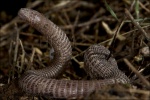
(18, 8), (130, 99)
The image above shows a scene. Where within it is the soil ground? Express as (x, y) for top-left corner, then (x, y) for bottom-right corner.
(0, 0), (150, 100)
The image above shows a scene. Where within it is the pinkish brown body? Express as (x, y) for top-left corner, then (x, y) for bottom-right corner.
(18, 8), (130, 99)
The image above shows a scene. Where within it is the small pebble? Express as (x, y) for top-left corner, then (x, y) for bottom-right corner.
(140, 46), (150, 57)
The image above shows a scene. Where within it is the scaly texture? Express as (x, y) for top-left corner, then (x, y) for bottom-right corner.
(18, 8), (130, 99)
(18, 8), (72, 78)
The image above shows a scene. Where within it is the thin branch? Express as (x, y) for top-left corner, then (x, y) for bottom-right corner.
(123, 58), (150, 87)
(125, 9), (150, 41)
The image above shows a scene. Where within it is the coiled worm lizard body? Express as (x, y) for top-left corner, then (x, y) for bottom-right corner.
(18, 8), (130, 99)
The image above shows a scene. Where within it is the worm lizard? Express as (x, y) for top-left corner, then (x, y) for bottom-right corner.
(18, 8), (130, 99)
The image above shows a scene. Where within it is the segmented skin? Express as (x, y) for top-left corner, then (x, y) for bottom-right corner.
(18, 8), (130, 99)
(18, 8), (72, 78)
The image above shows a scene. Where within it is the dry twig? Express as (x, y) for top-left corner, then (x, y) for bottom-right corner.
(123, 58), (150, 87)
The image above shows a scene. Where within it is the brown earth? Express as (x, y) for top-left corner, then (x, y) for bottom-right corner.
(0, 0), (150, 100)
